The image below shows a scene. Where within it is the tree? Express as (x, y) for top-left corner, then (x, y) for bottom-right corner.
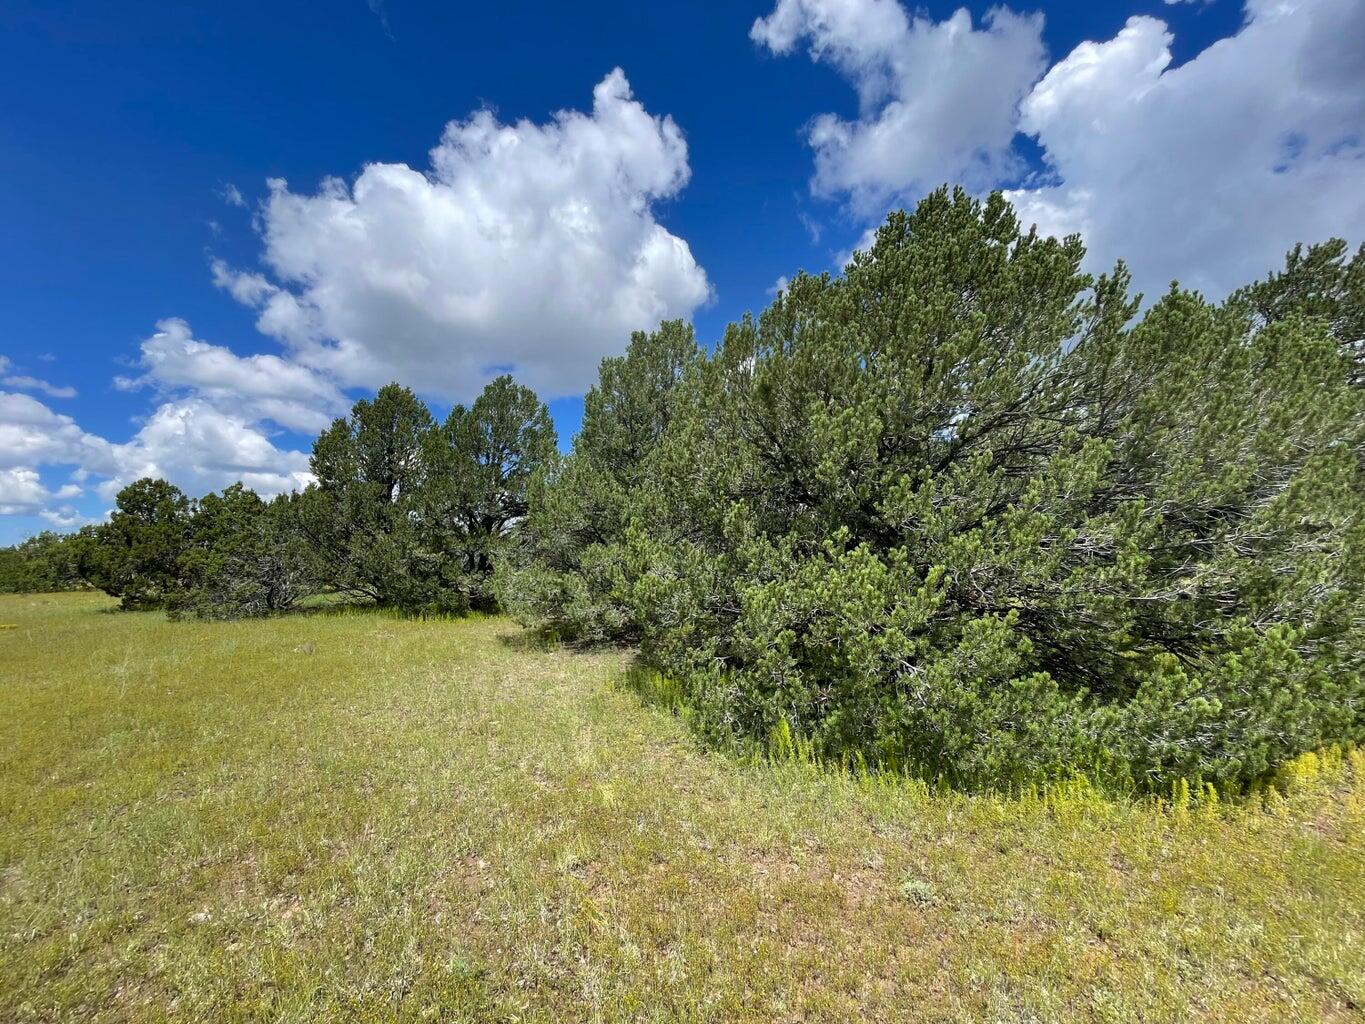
(496, 321), (700, 640)
(565, 188), (1363, 790)
(1229, 238), (1364, 385)
(299, 377), (554, 613)
(172, 485), (318, 619)
(82, 478), (192, 609)
(425, 375), (556, 610)
(0, 531), (88, 594)
(298, 384), (438, 608)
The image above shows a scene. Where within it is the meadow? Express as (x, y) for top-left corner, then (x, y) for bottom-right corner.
(2, 591), (1363, 1023)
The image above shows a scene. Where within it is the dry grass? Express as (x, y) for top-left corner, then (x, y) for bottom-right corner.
(1, 591), (1362, 1022)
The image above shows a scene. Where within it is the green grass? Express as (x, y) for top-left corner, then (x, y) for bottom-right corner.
(2, 593), (1362, 1023)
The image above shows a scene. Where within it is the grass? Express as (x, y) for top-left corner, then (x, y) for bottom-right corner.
(1, 593), (1362, 1023)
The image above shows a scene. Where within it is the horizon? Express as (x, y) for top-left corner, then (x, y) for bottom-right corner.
(2, 0), (1362, 543)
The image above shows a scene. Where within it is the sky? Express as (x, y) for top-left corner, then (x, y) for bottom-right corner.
(1, 0), (1362, 543)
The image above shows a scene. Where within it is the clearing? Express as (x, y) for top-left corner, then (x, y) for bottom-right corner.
(1, 592), (1362, 1022)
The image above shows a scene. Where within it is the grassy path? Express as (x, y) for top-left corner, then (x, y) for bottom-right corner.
(1, 593), (1362, 1022)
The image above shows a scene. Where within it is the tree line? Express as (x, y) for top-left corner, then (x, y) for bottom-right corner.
(1, 375), (556, 618)
(5, 188), (1362, 791)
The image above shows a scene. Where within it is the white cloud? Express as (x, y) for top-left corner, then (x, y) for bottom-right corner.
(116, 317), (347, 433)
(763, 0), (1365, 301)
(221, 183), (246, 207)
(752, 0), (1047, 211)
(0, 468), (89, 523)
(40, 506), (92, 529)
(100, 398), (313, 502)
(0, 357), (76, 399)
(1, 375), (77, 399)
(0, 468), (51, 516)
(367, 0), (394, 39)
(215, 69), (711, 401)
(0, 391), (118, 475)
(1007, 0), (1365, 298)
(0, 370), (315, 525)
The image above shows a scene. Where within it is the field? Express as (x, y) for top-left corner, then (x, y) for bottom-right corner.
(2, 593), (1363, 1023)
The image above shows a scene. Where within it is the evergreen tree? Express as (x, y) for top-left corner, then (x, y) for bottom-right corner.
(552, 188), (1364, 790)
(496, 321), (701, 641)
(0, 531), (88, 593)
(1229, 238), (1364, 385)
(298, 384), (438, 607)
(82, 478), (192, 609)
(173, 485), (317, 619)
(424, 375), (556, 610)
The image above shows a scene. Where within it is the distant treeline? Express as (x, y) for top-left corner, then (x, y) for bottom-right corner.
(0, 531), (89, 594)
(0, 374), (556, 617)
(9, 188), (1363, 792)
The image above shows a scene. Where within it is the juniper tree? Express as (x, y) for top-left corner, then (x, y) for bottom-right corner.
(299, 383), (438, 607)
(82, 478), (193, 610)
(173, 485), (317, 619)
(0, 531), (87, 594)
(496, 320), (701, 641)
(601, 188), (1363, 789)
(422, 375), (556, 610)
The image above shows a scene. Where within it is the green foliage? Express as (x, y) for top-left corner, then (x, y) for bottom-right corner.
(495, 320), (701, 641)
(0, 531), (89, 594)
(299, 382), (439, 608)
(171, 486), (318, 620)
(1229, 237), (1364, 385)
(301, 377), (555, 614)
(532, 187), (1365, 791)
(81, 478), (193, 610)
(426, 375), (558, 611)
(34, 377), (555, 620)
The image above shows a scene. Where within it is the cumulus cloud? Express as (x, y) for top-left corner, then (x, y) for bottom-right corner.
(103, 398), (313, 501)
(0, 391), (118, 475)
(751, 0), (1046, 211)
(4, 71), (715, 526)
(1007, 0), (1365, 298)
(115, 317), (347, 433)
(0, 467), (85, 521)
(215, 69), (711, 401)
(0, 385), (314, 515)
(0, 332), (317, 526)
(762, 0), (1365, 301)
(0, 468), (52, 516)
(0, 356), (76, 399)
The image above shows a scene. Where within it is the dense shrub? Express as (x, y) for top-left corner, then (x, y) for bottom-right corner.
(519, 188), (1365, 791)
(170, 486), (318, 620)
(495, 320), (701, 641)
(0, 530), (90, 594)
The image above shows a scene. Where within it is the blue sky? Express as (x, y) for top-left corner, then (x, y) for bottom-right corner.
(1, 0), (1361, 543)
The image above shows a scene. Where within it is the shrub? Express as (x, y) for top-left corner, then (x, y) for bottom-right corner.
(80, 478), (193, 610)
(171, 486), (318, 620)
(537, 188), (1365, 791)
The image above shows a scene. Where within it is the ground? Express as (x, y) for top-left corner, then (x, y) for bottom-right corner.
(1, 592), (1362, 1023)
